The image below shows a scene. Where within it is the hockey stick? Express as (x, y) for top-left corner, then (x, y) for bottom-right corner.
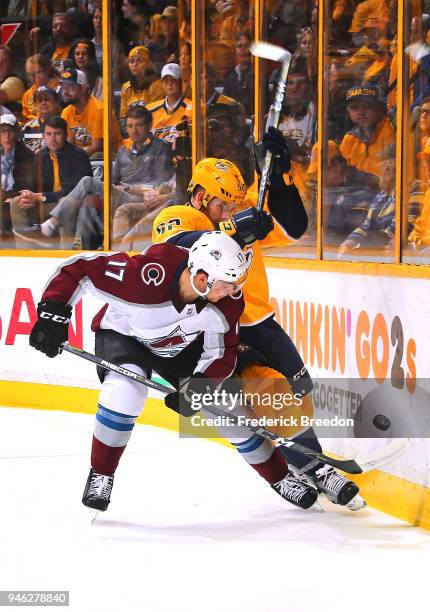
(250, 42), (292, 212)
(63, 342), (362, 474)
(63, 342), (176, 394)
(357, 438), (411, 473)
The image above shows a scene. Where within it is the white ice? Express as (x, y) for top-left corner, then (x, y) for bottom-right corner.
(0, 406), (429, 612)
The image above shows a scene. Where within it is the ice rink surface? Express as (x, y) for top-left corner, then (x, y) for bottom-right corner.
(0, 406), (429, 612)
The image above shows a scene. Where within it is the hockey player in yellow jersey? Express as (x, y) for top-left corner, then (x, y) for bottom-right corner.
(152, 127), (363, 511)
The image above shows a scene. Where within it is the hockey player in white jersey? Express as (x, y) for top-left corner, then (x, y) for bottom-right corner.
(28, 232), (319, 512)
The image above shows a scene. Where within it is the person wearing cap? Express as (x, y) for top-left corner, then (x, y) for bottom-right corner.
(10, 114), (93, 248)
(61, 68), (121, 157)
(0, 113), (37, 238)
(22, 86), (62, 154)
(306, 139), (379, 245)
(0, 45), (26, 114)
(21, 54), (59, 122)
(119, 46), (164, 130)
(340, 84), (395, 178)
(146, 63), (192, 145)
(147, 6), (179, 72)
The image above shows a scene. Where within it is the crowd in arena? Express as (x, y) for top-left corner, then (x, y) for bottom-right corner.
(1, 0), (430, 258)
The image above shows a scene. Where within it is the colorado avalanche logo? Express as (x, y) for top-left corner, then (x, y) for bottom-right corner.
(143, 325), (197, 357)
(141, 262), (166, 286)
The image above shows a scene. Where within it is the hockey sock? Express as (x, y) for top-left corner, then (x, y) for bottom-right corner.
(91, 404), (138, 476)
(40, 218), (58, 237)
(278, 426), (324, 471)
(232, 435), (288, 484)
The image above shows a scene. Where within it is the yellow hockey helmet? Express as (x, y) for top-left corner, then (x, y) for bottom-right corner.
(187, 158), (247, 207)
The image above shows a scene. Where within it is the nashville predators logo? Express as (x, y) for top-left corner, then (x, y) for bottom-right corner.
(215, 161), (229, 172)
(71, 125), (92, 146)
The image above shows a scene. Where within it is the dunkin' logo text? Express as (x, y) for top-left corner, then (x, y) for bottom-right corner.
(270, 298), (417, 393)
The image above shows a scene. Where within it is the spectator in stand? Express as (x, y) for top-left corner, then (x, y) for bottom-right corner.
(348, 0), (388, 45)
(71, 38), (103, 100)
(209, 0), (235, 16)
(203, 62), (247, 145)
(146, 63), (192, 145)
(10, 115), (92, 248)
(179, 0), (191, 44)
(405, 14), (430, 110)
(337, 143), (422, 256)
(207, 103), (254, 186)
(119, 46), (164, 131)
(114, 105), (174, 187)
(0, 46), (26, 115)
(344, 17), (391, 88)
(22, 86), (62, 154)
(220, 0), (252, 42)
(21, 54), (59, 122)
(39, 13), (77, 72)
(61, 68), (107, 157)
(120, 0), (150, 50)
(0, 114), (37, 238)
(291, 26), (316, 85)
(91, 5), (103, 70)
(278, 68), (316, 170)
(223, 31), (255, 117)
(38, 105), (174, 249)
(204, 62), (240, 109)
(179, 41), (192, 99)
(147, 6), (179, 72)
(326, 59), (355, 142)
(306, 140), (379, 245)
(340, 84), (395, 179)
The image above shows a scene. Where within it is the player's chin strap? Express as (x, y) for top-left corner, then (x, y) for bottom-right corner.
(190, 272), (246, 299)
(190, 271), (211, 297)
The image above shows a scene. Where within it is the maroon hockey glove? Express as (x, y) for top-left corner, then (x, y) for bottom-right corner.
(29, 300), (72, 358)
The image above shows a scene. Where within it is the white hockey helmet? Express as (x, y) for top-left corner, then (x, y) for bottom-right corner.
(188, 231), (253, 297)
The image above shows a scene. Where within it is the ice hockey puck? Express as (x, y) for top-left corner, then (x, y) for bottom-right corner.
(373, 414), (391, 431)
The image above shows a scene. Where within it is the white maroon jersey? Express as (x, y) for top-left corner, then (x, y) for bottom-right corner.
(41, 243), (244, 379)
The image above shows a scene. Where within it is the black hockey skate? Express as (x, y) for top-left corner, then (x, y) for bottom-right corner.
(271, 472), (319, 510)
(82, 468), (114, 511)
(307, 465), (360, 506)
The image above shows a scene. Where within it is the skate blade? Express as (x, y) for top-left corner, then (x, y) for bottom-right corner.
(310, 499), (325, 513)
(345, 495), (367, 511)
(88, 509), (100, 524)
